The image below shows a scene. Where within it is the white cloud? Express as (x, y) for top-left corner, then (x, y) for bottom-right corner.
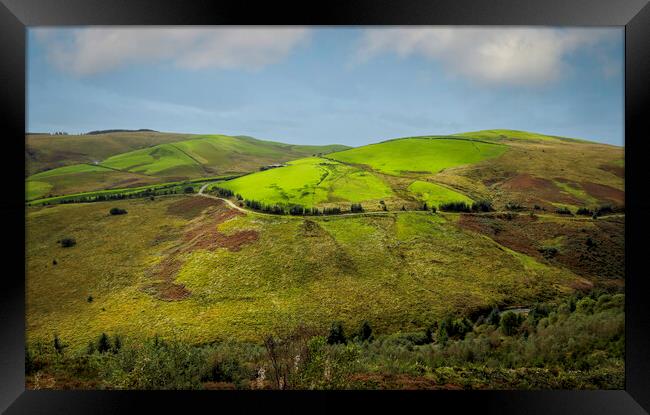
(33, 27), (311, 76)
(355, 27), (620, 86)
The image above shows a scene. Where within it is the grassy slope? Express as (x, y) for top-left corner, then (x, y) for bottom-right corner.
(216, 157), (394, 208)
(25, 131), (198, 176)
(26, 134), (351, 200)
(434, 130), (625, 209)
(407, 180), (473, 208)
(327, 137), (507, 176)
(26, 196), (584, 348)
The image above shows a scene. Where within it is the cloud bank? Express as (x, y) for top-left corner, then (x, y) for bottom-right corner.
(34, 27), (311, 76)
(356, 27), (620, 86)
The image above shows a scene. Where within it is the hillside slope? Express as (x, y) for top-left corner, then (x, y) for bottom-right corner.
(25, 134), (350, 200)
(217, 131), (623, 212)
(26, 195), (591, 347)
(25, 131), (198, 176)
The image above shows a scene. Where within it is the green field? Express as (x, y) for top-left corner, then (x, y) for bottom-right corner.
(328, 137), (507, 176)
(407, 180), (473, 208)
(215, 157), (393, 208)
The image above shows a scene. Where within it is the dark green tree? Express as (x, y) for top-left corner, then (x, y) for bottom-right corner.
(97, 332), (112, 353)
(359, 321), (373, 342)
(53, 334), (64, 353)
(500, 312), (522, 336)
(327, 321), (347, 345)
(487, 306), (501, 326)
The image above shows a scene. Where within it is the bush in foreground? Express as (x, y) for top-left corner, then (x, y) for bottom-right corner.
(109, 207), (127, 215)
(58, 238), (76, 248)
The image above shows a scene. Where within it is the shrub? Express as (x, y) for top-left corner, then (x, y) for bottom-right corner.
(439, 201), (471, 212)
(421, 203), (428, 211)
(595, 205), (614, 217)
(87, 295), (93, 303)
(183, 186), (195, 194)
(327, 322), (347, 345)
(555, 207), (572, 215)
(53, 334), (64, 354)
(52, 259), (57, 265)
(59, 238), (76, 248)
(112, 335), (122, 354)
(576, 207), (593, 216)
(350, 203), (363, 213)
(500, 312), (523, 336)
(576, 297), (596, 314)
(289, 205), (306, 216)
(358, 321), (373, 342)
(538, 246), (559, 259)
(97, 333), (112, 353)
(487, 307), (501, 326)
(471, 200), (493, 212)
(436, 327), (448, 346)
(109, 207), (127, 215)
(430, 206), (437, 213)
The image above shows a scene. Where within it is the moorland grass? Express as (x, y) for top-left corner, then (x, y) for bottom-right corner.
(26, 196), (582, 349)
(26, 181), (53, 201)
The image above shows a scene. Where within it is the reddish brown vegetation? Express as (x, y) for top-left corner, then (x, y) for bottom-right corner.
(499, 174), (580, 205)
(599, 164), (624, 179)
(457, 213), (624, 281)
(166, 196), (223, 219)
(581, 181), (625, 205)
(144, 199), (259, 301)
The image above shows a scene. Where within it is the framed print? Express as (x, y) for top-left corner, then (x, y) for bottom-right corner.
(1, 0), (649, 413)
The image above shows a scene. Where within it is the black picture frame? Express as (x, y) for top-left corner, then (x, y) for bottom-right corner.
(2, 0), (649, 413)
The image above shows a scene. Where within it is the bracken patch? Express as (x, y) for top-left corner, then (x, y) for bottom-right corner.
(581, 182), (624, 206)
(457, 213), (624, 281)
(144, 200), (260, 301)
(498, 173), (580, 205)
(166, 196), (224, 219)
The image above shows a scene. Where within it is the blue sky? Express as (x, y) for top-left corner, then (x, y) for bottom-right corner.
(27, 27), (624, 146)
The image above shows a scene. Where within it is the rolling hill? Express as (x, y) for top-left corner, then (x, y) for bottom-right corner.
(25, 133), (349, 200)
(211, 131), (623, 212)
(25, 129), (625, 352)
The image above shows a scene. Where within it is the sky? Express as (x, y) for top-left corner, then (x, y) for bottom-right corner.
(27, 27), (624, 146)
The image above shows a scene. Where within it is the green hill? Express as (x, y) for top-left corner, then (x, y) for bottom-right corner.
(213, 131), (623, 212)
(25, 131), (199, 176)
(328, 136), (507, 176)
(25, 134), (350, 200)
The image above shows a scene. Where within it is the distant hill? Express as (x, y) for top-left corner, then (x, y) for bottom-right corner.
(26, 131), (199, 176)
(25, 133), (351, 200)
(86, 129), (158, 135)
